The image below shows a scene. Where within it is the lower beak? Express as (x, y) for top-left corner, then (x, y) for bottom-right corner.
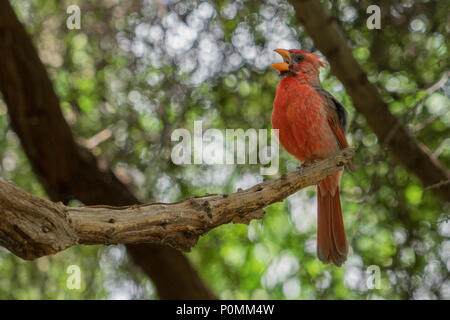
(271, 49), (290, 72)
(271, 62), (289, 72)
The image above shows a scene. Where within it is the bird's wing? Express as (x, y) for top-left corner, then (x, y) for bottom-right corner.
(316, 87), (354, 171)
(315, 87), (349, 149)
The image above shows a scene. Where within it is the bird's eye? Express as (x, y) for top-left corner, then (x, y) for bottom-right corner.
(294, 54), (303, 63)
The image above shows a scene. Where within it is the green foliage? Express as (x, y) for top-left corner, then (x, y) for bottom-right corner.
(0, 0), (448, 299)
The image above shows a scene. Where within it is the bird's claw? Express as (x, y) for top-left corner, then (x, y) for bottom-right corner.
(297, 160), (318, 172)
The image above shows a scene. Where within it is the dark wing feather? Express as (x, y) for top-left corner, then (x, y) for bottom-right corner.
(313, 87), (348, 133)
(315, 87), (354, 171)
(332, 97), (348, 133)
(313, 87), (348, 132)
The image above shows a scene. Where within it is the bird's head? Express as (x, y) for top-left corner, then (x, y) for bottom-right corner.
(271, 49), (327, 78)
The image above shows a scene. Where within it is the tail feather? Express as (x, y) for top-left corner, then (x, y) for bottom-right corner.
(317, 174), (348, 266)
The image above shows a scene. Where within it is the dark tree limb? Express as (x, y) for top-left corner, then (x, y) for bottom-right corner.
(289, 0), (450, 202)
(0, 148), (354, 260)
(0, 0), (215, 299)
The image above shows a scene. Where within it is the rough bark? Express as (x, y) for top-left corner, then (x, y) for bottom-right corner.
(0, 148), (354, 260)
(0, 0), (215, 299)
(289, 0), (450, 202)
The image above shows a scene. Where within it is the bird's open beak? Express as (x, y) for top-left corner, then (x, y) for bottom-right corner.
(271, 49), (290, 72)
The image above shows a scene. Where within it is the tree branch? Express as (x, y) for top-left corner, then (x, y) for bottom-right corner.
(0, 148), (354, 260)
(289, 0), (450, 202)
(0, 0), (215, 299)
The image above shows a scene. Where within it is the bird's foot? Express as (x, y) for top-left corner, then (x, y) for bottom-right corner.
(297, 160), (317, 172)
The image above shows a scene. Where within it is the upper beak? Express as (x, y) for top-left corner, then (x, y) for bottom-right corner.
(271, 49), (290, 72)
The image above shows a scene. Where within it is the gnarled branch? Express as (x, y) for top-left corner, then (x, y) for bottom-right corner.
(0, 148), (354, 260)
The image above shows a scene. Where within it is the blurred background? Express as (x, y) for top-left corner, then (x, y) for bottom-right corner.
(0, 0), (449, 299)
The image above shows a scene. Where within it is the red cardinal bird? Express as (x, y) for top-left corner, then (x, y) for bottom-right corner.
(271, 49), (350, 266)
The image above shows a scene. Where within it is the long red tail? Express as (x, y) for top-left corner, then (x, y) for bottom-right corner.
(317, 173), (348, 266)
